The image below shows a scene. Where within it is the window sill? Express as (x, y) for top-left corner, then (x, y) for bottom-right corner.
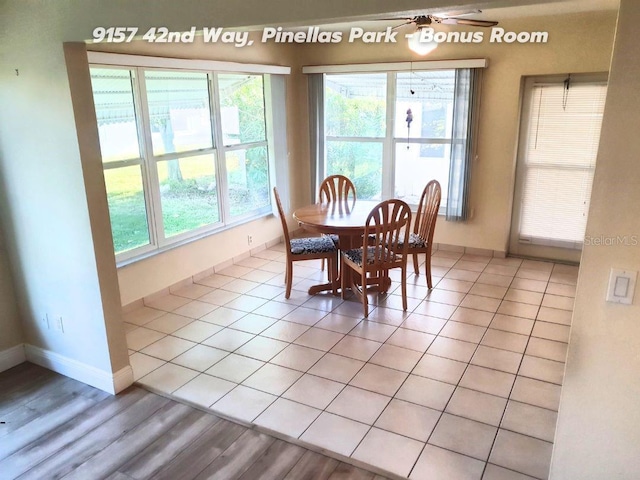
(116, 210), (274, 268)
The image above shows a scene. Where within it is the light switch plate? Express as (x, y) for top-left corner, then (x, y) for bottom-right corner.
(606, 268), (637, 305)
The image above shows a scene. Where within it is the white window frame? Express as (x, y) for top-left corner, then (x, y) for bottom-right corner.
(88, 53), (290, 265)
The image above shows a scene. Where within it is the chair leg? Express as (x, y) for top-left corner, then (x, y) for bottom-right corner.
(413, 253), (420, 276)
(321, 258), (326, 272)
(425, 250), (433, 289)
(401, 265), (408, 311)
(362, 271), (369, 318)
(340, 255), (347, 300)
(285, 261), (293, 299)
(330, 255), (338, 296)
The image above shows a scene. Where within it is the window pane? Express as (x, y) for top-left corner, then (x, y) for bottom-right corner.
(225, 146), (271, 217)
(90, 68), (141, 162)
(104, 166), (150, 253)
(326, 141), (382, 200)
(145, 71), (213, 156)
(520, 167), (594, 243)
(394, 71), (455, 139)
(325, 74), (386, 138)
(218, 74), (266, 146)
(395, 143), (450, 205)
(157, 154), (220, 237)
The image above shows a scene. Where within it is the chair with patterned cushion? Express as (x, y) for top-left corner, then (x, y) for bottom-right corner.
(273, 187), (338, 299)
(318, 175), (356, 269)
(341, 199), (411, 317)
(391, 180), (441, 289)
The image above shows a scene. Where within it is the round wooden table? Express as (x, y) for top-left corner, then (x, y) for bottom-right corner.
(293, 200), (378, 238)
(293, 200), (389, 295)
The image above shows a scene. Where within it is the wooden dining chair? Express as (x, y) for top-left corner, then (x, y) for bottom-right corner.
(391, 180), (441, 289)
(273, 187), (338, 299)
(318, 175), (356, 270)
(318, 174), (356, 204)
(341, 199), (412, 317)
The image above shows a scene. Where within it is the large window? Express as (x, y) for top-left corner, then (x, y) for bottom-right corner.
(321, 69), (466, 208)
(90, 66), (276, 261)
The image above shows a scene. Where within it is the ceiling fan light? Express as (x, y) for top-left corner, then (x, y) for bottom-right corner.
(407, 30), (438, 56)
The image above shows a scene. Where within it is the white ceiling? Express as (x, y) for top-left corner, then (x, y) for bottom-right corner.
(478, 0), (618, 20)
(311, 0), (618, 30)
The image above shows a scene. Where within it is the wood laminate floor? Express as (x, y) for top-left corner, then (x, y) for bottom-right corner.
(0, 362), (389, 480)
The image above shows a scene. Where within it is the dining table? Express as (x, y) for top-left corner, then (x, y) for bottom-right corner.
(293, 199), (392, 295)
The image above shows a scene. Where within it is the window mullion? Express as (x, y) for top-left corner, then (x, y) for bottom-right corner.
(211, 72), (230, 223)
(152, 147), (217, 162)
(102, 158), (143, 170)
(133, 67), (163, 249)
(223, 140), (268, 152)
(325, 136), (384, 143)
(391, 138), (452, 145)
(382, 72), (396, 199)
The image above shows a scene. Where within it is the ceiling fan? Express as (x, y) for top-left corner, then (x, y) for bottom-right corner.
(376, 10), (498, 55)
(380, 10), (498, 30)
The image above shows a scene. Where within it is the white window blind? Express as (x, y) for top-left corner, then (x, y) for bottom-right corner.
(519, 79), (607, 249)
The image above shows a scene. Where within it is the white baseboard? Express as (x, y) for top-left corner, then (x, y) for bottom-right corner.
(0, 344), (27, 373)
(112, 364), (135, 394)
(24, 344), (134, 394)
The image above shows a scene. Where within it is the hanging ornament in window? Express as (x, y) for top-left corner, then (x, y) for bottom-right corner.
(406, 108), (413, 149)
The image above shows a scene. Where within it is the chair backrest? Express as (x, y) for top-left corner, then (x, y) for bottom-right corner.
(318, 175), (356, 203)
(414, 180), (441, 245)
(273, 187), (291, 247)
(363, 199), (412, 268)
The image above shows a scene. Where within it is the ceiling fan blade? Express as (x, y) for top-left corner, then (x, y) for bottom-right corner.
(432, 9), (482, 18)
(440, 17), (498, 27)
(390, 20), (415, 30)
(375, 17), (413, 22)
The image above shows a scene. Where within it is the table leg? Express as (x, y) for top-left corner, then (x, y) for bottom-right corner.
(306, 234), (359, 296)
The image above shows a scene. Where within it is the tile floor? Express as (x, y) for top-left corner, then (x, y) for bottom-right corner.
(125, 244), (576, 480)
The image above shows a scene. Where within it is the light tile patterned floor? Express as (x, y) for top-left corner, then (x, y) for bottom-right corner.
(125, 244), (576, 480)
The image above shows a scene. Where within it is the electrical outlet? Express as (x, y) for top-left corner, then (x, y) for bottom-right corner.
(247, 235), (253, 246)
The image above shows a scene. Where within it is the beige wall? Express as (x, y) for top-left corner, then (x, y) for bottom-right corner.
(0, 225), (23, 352)
(551, 1), (640, 477)
(292, 11), (617, 253)
(0, 25), (120, 379)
